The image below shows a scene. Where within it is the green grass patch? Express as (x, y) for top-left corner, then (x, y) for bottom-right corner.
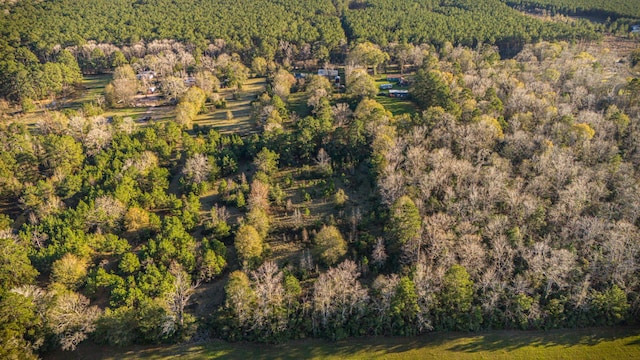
(81, 75), (112, 100)
(287, 91), (310, 117)
(194, 77), (266, 135)
(103, 106), (175, 122)
(374, 76), (417, 116)
(64, 74), (112, 109)
(47, 327), (640, 360)
(376, 94), (417, 116)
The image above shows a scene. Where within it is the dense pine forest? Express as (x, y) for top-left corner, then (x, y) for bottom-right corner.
(1, 0), (640, 359)
(504, 0), (640, 19)
(5, 0), (639, 104)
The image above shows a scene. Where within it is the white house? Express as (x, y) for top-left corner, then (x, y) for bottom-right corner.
(318, 69), (339, 77)
(136, 71), (156, 81)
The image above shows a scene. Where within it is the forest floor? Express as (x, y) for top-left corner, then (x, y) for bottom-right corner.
(46, 326), (640, 359)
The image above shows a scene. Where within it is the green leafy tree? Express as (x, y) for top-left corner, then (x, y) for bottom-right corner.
(119, 252), (141, 275)
(224, 271), (256, 334)
(251, 57), (269, 77)
(56, 50), (82, 87)
(314, 225), (347, 266)
(437, 265), (477, 331)
(346, 68), (377, 99)
(590, 285), (629, 326)
(246, 207), (270, 239)
(0, 238), (38, 293)
(0, 291), (42, 360)
(219, 58), (249, 90)
(254, 147), (280, 176)
(147, 216), (196, 272)
(348, 42), (389, 75)
(110, 50), (128, 68)
(388, 196), (422, 248)
(40, 134), (85, 177)
(200, 247), (227, 281)
(234, 224), (263, 268)
(411, 69), (456, 112)
(390, 276), (420, 335)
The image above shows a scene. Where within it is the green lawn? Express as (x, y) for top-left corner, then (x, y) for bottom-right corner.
(287, 91), (310, 117)
(64, 74), (112, 109)
(376, 93), (418, 116)
(47, 327), (640, 360)
(374, 76), (418, 116)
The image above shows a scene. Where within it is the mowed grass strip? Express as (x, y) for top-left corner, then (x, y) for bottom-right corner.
(47, 326), (640, 360)
(375, 93), (417, 116)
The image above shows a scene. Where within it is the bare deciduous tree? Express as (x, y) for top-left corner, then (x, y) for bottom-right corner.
(312, 260), (369, 331)
(183, 153), (211, 185)
(47, 291), (101, 351)
(163, 262), (200, 335)
(249, 261), (286, 336)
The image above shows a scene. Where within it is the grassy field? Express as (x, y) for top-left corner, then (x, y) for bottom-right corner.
(374, 76), (418, 116)
(194, 77), (266, 135)
(376, 93), (418, 116)
(75, 75), (112, 104)
(46, 326), (640, 360)
(16, 75), (266, 129)
(287, 91), (310, 117)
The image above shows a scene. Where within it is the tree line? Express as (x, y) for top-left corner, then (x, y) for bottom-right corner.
(2, 0), (635, 103)
(504, 0), (640, 19)
(342, 0), (603, 51)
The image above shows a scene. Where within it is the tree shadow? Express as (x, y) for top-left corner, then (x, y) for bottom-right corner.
(48, 327), (640, 360)
(207, 338), (428, 360)
(626, 337), (640, 347)
(447, 327), (640, 354)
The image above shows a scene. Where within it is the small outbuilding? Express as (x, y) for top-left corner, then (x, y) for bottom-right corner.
(318, 69), (339, 77)
(388, 89), (409, 98)
(386, 75), (409, 85)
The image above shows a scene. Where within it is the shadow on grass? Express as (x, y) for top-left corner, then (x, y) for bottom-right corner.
(45, 326), (640, 360)
(625, 337), (640, 346)
(198, 338), (429, 360)
(446, 326), (640, 354)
